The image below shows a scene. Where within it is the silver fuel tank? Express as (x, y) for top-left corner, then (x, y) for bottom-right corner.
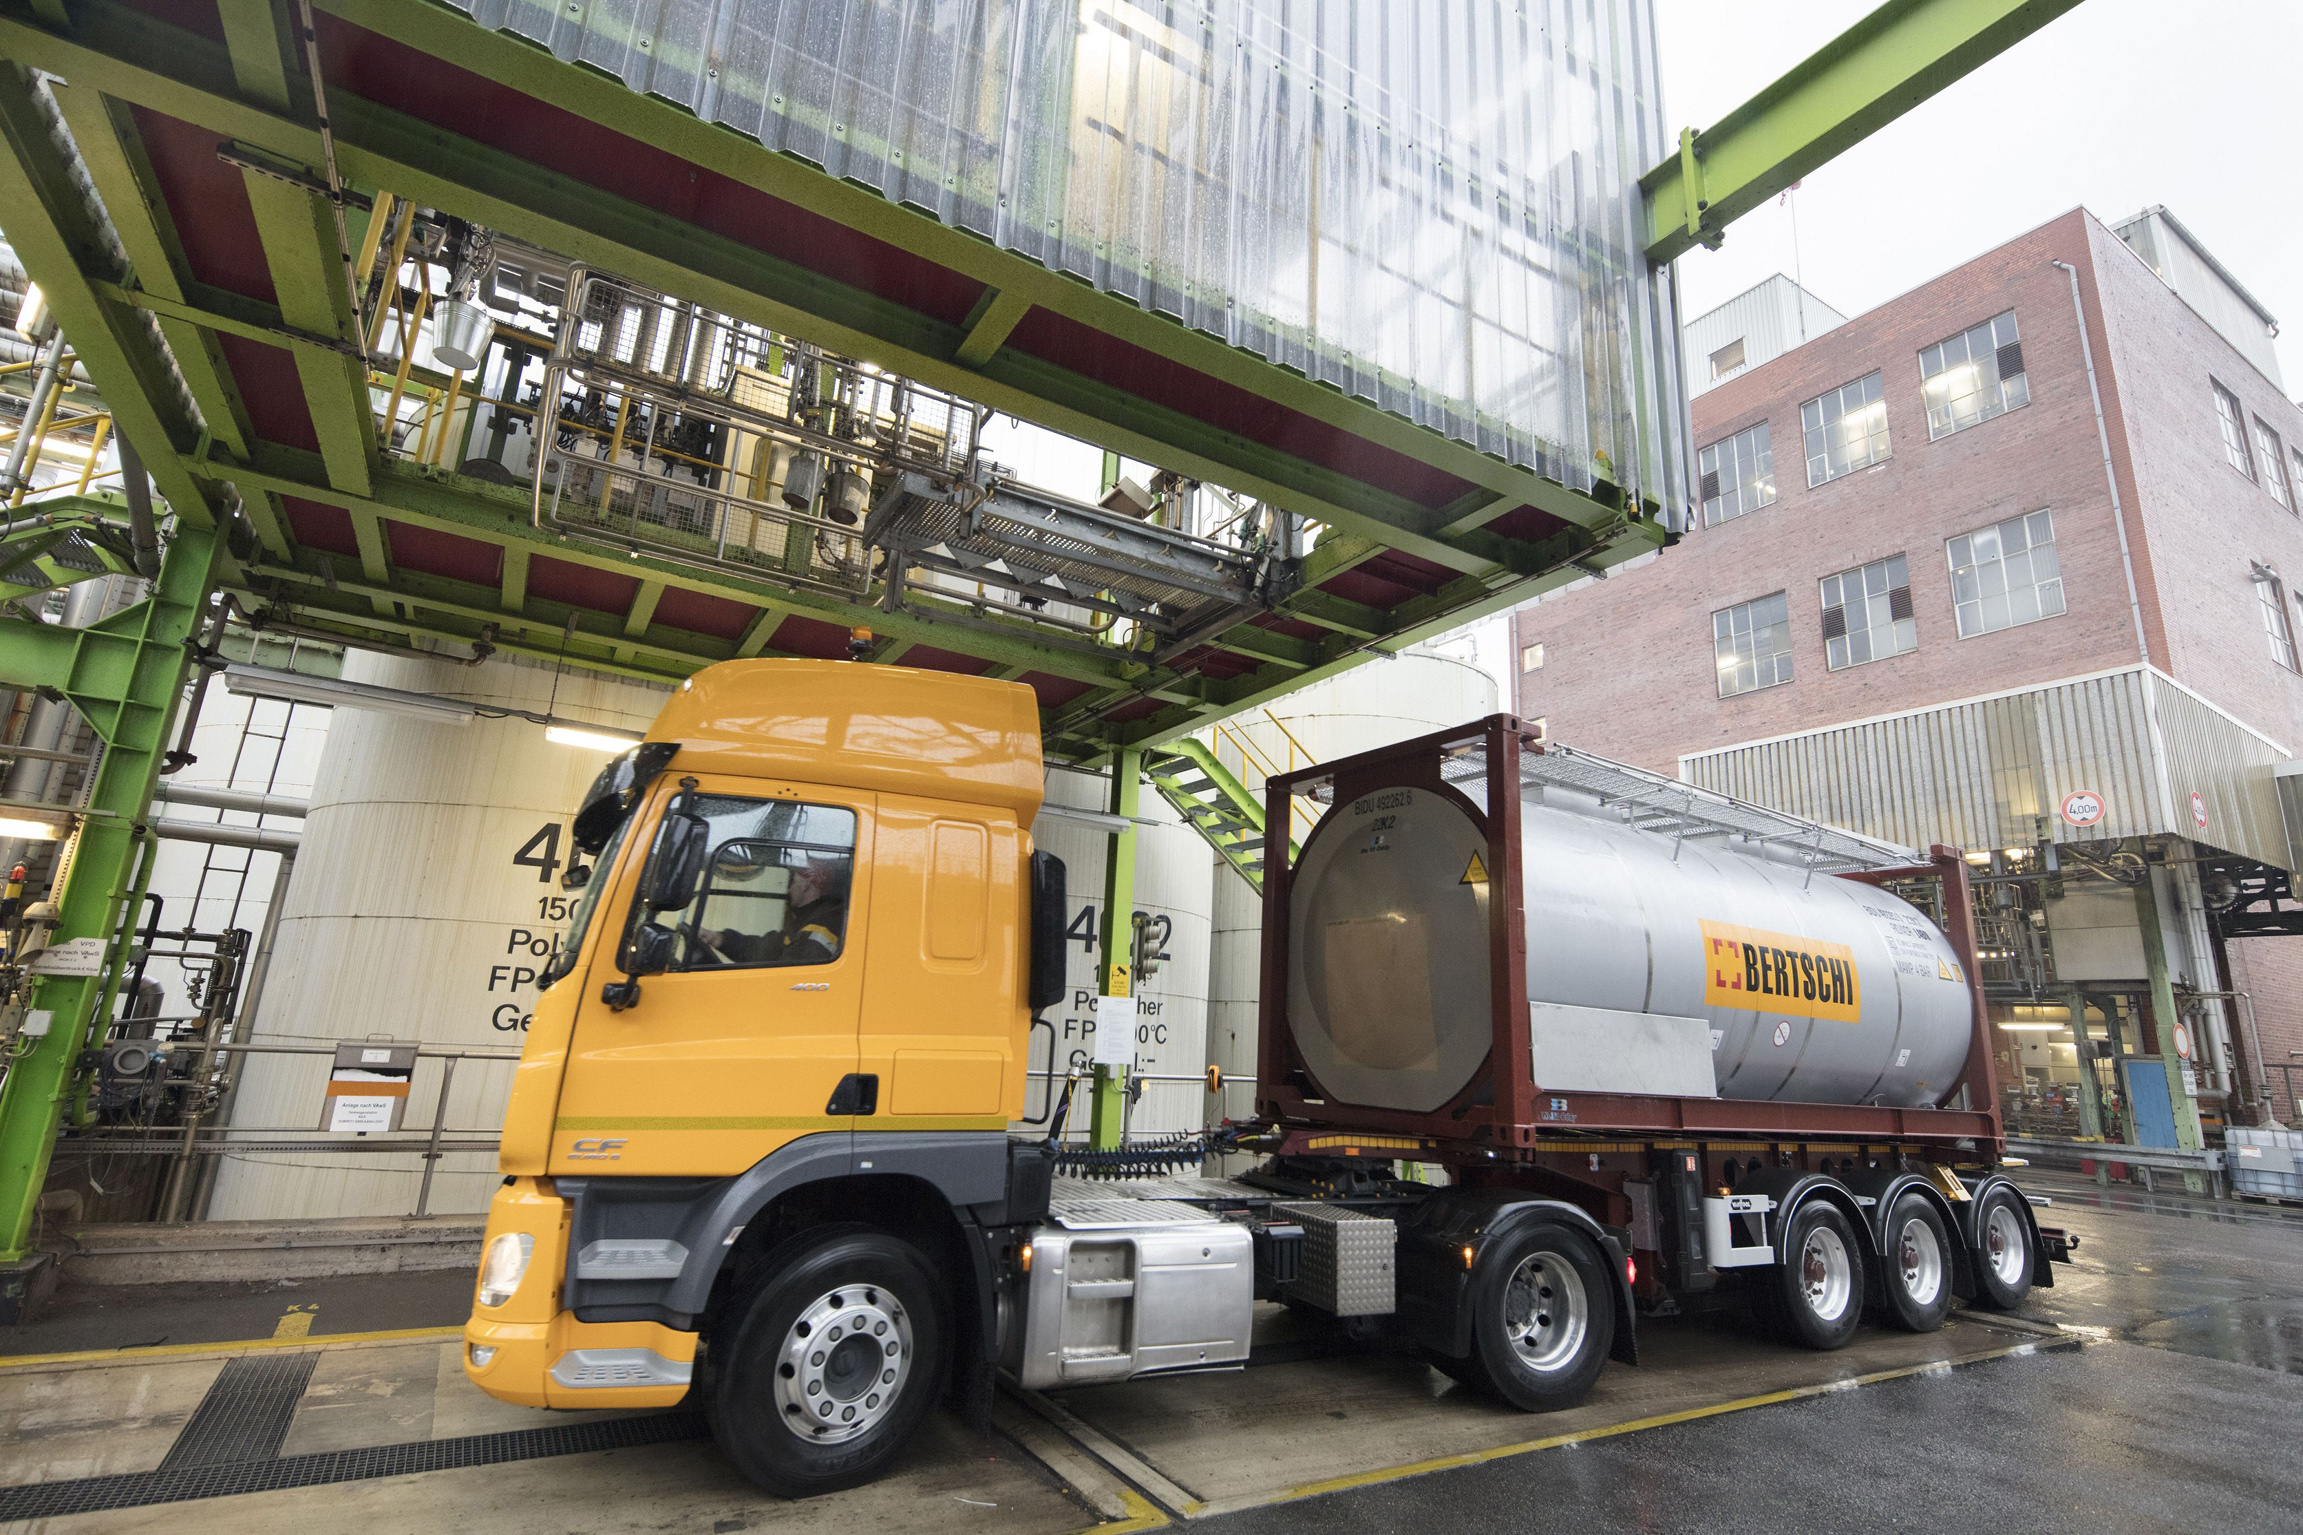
(1285, 783), (1975, 1114)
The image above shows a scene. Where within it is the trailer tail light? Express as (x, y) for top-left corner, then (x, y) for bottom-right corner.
(1019, 1243), (1033, 1273)
(1625, 1255), (1637, 1286)
(1462, 1244), (1476, 1271)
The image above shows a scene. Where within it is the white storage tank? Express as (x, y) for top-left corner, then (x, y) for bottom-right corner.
(207, 652), (667, 1220)
(1202, 643), (1499, 1128)
(1027, 766), (1213, 1141)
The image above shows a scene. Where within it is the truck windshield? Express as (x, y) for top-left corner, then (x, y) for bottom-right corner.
(541, 741), (674, 990)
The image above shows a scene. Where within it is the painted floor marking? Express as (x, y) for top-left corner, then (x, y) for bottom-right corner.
(1174, 1336), (2084, 1518)
(0, 1324), (462, 1372)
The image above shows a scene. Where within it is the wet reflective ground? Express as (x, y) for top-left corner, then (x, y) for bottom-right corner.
(1213, 1169), (2303, 1535)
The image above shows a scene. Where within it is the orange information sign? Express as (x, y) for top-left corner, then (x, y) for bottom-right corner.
(1700, 919), (1861, 1023)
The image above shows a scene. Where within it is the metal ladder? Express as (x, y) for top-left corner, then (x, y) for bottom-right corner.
(1143, 739), (1283, 892)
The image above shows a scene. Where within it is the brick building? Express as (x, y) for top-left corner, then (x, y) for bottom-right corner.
(1514, 207), (2303, 1152)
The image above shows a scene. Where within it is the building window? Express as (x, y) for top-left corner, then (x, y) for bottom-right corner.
(2213, 381), (2253, 479)
(1698, 421), (1775, 526)
(1920, 311), (2028, 439)
(1710, 338), (1747, 378)
(1801, 372), (1889, 487)
(1520, 642), (1546, 672)
(2292, 447), (2303, 509)
(1713, 592), (1795, 697)
(1820, 555), (1917, 670)
(1950, 509), (2065, 638)
(2253, 418), (2293, 509)
(2256, 565), (2298, 671)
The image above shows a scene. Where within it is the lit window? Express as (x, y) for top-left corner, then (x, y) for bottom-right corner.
(2214, 381), (2253, 479)
(1520, 642), (1546, 672)
(1713, 592), (1795, 697)
(1820, 555), (1917, 670)
(1698, 421), (1775, 527)
(1949, 509), (2066, 638)
(2256, 565), (2298, 672)
(1920, 312), (2028, 439)
(1801, 372), (1889, 487)
(1710, 338), (1747, 379)
(2252, 418), (2292, 510)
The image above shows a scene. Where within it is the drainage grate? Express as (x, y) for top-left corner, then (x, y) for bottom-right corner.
(0, 1411), (709, 1520)
(160, 1352), (321, 1470)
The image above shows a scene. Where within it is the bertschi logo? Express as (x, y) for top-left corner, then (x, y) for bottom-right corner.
(1700, 919), (1861, 1023)
(567, 1138), (627, 1161)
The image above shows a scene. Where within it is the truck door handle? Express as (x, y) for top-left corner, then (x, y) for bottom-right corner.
(826, 1074), (878, 1116)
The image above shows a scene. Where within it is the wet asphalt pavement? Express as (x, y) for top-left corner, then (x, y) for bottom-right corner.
(1208, 1172), (2303, 1535)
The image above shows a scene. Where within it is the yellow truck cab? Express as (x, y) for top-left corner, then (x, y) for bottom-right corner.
(465, 659), (1068, 1494)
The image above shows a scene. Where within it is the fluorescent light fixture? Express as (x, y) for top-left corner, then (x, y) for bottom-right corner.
(1997, 1021), (2064, 1032)
(545, 724), (644, 753)
(222, 663), (476, 725)
(0, 815), (63, 841)
(15, 281), (50, 339)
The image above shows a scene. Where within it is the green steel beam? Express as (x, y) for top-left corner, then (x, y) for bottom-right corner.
(44, 78), (292, 555)
(1090, 748), (1142, 1151)
(0, 529), (216, 1262)
(0, 65), (215, 526)
(1642, 0), (2085, 264)
(220, 0), (377, 497)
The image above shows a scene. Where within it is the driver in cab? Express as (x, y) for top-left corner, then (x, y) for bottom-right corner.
(694, 847), (848, 967)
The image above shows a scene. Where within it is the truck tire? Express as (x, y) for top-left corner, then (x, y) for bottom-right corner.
(1876, 1194), (1953, 1333)
(1763, 1200), (1865, 1350)
(1464, 1224), (1614, 1411)
(1969, 1185), (2035, 1311)
(707, 1226), (948, 1497)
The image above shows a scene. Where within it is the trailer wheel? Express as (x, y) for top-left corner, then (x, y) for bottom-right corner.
(1969, 1185), (2034, 1311)
(1763, 1200), (1865, 1350)
(1877, 1194), (1953, 1332)
(1465, 1225), (1614, 1411)
(707, 1227), (947, 1498)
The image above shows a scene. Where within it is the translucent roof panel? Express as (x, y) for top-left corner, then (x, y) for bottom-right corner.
(452, 0), (1688, 510)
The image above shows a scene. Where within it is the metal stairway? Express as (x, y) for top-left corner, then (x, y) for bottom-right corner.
(1144, 739), (1282, 892)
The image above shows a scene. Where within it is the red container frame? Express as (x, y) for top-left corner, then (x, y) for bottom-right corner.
(1256, 714), (2003, 1156)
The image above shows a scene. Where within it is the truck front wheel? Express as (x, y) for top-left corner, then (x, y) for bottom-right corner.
(708, 1226), (948, 1497)
(1464, 1225), (1615, 1411)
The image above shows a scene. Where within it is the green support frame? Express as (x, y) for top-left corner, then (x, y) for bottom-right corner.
(0, 529), (215, 1262)
(1090, 749), (1142, 1151)
(1643, 0), (2085, 263)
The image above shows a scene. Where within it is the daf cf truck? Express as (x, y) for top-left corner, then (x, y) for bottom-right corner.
(464, 661), (2071, 1496)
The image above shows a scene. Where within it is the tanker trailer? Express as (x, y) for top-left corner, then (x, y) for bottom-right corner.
(1242, 716), (2073, 1410)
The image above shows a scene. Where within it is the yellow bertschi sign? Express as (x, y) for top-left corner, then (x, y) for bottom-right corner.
(1701, 919), (1861, 1023)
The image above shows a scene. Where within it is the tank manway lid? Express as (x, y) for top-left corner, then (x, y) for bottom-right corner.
(1365, 740), (1917, 875)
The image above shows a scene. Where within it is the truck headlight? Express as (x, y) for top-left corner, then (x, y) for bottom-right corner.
(478, 1232), (534, 1307)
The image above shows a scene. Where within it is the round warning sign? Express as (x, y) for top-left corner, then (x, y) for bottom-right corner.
(2172, 1022), (2193, 1061)
(2190, 790), (2209, 830)
(1771, 1020), (1791, 1048)
(2059, 789), (2106, 828)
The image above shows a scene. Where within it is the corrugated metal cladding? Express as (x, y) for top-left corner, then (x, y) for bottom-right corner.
(1681, 667), (2294, 870)
(2112, 209), (2283, 389)
(448, 0), (1687, 508)
(1681, 274), (1846, 400)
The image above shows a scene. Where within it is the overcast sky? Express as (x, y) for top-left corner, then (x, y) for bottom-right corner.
(1655, 0), (2303, 392)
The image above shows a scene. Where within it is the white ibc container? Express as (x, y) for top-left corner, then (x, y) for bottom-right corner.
(207, 653), (667, 1220)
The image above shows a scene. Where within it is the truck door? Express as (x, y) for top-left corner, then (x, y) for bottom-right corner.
(552, 777), (875, 1176)
(855, 796), (1025, 1127)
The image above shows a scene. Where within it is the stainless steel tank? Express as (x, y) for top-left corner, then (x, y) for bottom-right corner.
(1285, 784), (1974, 1114)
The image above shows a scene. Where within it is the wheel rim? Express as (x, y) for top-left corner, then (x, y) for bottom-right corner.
(1798, 1224), (1854, 1322)
(1984, 1203), (2027, 1286)
(1502, 1250), (1589, 1373)
(1895, 1216), (1944, 1306)
(773, 1285), (913, 1444)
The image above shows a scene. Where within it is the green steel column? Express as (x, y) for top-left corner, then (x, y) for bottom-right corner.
(2066, 986), (2104, 1144)
(0, 530), (216, 1261)
(1091, 747), (1141, 1150)
(2133, 858), (2205, 1185)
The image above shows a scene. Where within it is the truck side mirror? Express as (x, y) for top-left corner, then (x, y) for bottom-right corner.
(604, 921), (677, 1011)
(1028, 851), (1067, 1013)
(639, 809), (708, 913)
